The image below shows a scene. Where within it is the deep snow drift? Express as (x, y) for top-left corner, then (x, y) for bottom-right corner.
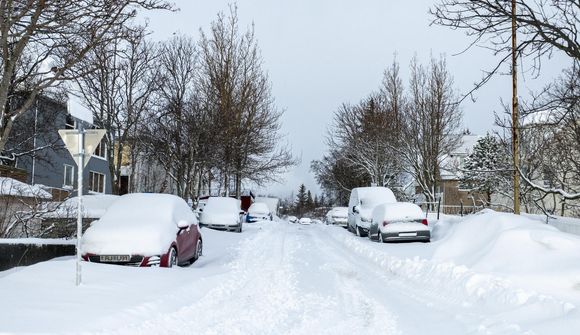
(0, 211), (579, 334)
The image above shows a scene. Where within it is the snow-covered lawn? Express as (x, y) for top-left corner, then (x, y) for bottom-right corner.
(1, 211), (580, 334)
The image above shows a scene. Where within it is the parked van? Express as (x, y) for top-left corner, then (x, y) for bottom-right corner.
(348, 187), (397, 237)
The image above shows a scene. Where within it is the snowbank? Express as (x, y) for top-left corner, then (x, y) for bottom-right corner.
(0, 177), (52, 199)
(41, 194), (120, 219)
(525, 213), (580, 236)
(326, 209), (580, 333)
(433, 210), (580, 300)
(0, 238), (75, 245)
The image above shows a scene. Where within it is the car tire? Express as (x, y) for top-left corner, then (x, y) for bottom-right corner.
(192, 238), (203, 262)
(168, 247), (178, 268)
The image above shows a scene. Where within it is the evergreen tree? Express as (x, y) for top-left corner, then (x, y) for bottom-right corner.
(295, 184), (308, 215)
(460, 134), (509, 203)
(306, 190), (314, 210)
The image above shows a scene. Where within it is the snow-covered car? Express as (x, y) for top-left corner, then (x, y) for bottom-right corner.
(368, 202), (430, 243)
(348, 187), (397, 237)
(325, 207), (348, 227)
(246, 202), (272, 222)
(287, 216), (298, 223)
(299, 217), (312, 225)
(199, 197), (244, 232)
(81, 193), (202, 268)
(312, 219), (323, 225)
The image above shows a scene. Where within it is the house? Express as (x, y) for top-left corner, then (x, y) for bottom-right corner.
(4, 95), (112, 199)
(438, 134), (483, 209)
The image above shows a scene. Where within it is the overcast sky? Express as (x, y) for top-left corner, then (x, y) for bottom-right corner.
(142, 0), (569, 199)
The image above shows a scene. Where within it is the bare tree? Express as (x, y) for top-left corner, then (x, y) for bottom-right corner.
(0, 0), (172, 156)
(198, 5), (295, 196)
(398, 56), (462, 203)
(75, 27), (159, 194)
(311, 150), (371, 206)
(328, 94), (402, 188)
(431, 0), (580, 92)
(139, 35), (209, 200)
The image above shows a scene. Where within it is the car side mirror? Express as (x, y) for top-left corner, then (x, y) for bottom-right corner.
(177, 220), (189, 229)
(353, 206), (359, 214)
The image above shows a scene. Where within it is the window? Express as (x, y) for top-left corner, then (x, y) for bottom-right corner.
(65, 115), (76, 129)
(63, 164), (74, 188)
(93, 140), (106, 158)
(88, 171), (105, 193)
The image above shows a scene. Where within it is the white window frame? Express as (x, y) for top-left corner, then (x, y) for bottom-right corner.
(92, 140), (107, 160)
(88, 171), (106, 194)
(63, 164), (74, 189)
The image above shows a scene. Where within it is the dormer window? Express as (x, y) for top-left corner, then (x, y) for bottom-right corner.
(93, 139), (106, 158)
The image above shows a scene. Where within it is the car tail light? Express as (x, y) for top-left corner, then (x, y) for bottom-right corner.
(382, 221), (389, 227)
(421, 219), (428, 226)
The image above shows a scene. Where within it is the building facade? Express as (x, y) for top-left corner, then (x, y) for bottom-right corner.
(5, 95), (112, 198)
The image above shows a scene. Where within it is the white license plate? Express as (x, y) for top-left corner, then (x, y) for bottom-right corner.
(399, 232), (417, 237)
(100, 255), (130, 262)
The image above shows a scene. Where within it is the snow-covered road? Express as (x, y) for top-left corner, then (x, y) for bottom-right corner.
(1, 219), (579, 334)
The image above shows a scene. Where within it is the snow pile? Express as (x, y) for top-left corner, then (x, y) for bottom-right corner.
(41, 194), (120, 219)
(525, 213), (580, 236)
(0, 238), (75, 245)
(328, 212), (580, 331)
(0, 177), (52, 199)
(82, 193), (197, 256)
(434, 210), (580, 299)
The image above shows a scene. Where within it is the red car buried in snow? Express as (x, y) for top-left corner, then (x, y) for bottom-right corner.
(82, 193), (203, 267)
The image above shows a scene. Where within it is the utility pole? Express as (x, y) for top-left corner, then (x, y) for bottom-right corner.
(511, 0), (521, 214)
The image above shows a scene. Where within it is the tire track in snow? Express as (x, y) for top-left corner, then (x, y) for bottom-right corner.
(285, 226), (402, 335)
(91, 223), (303, 335)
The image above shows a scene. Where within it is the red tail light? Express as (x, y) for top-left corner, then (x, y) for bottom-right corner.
(382, 221), (389, 227)
(421, 219), (428, 226)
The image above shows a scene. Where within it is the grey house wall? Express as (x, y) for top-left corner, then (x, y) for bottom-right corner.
(7, 96), (112, 195)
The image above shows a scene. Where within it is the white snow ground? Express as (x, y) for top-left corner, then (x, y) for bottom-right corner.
(1, 212), (580, 335)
